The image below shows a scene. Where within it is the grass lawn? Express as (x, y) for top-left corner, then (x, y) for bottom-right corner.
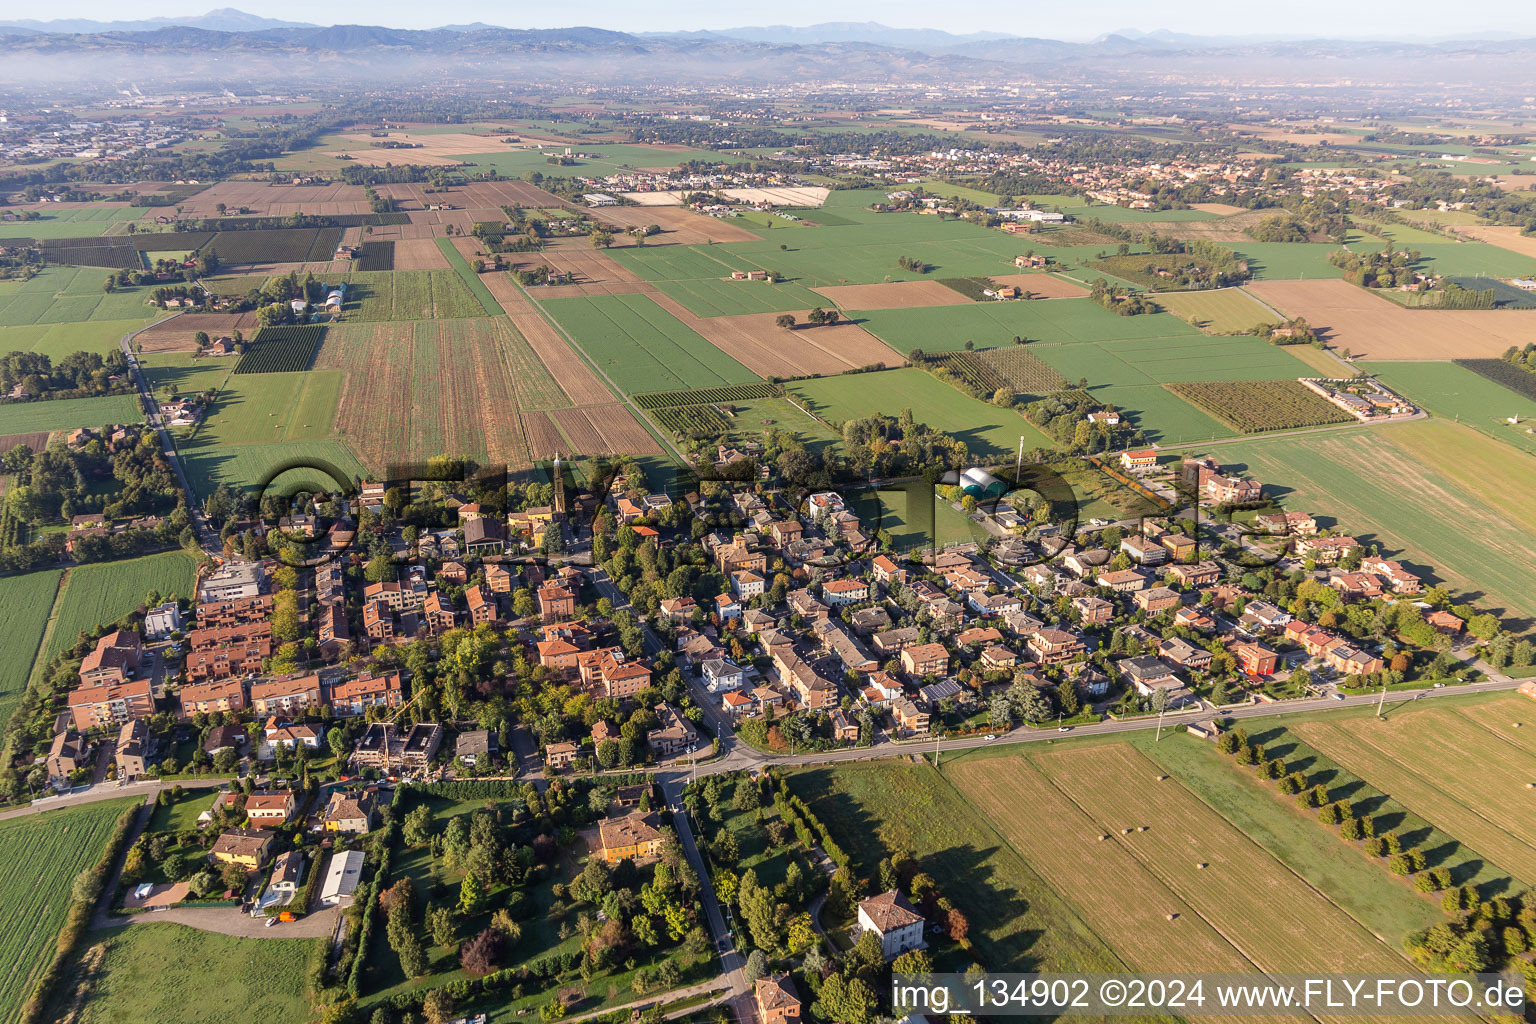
(789, 367), (1055, 461)
(1192, 417), (1536, 625)
(46, 552), (199, 660)
(542, 293), (759, 394)
(149, 787), (217, 834)
(0, 570), (63, 727)
(71, 923), (320, 1024)
(0, 393), (141, 435)
(178, 439), (369, 501)
(0, 800), (140, 1023)
(1362, 360), (1536, 457)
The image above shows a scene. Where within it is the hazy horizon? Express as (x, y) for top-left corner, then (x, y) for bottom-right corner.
(4, 1), (1536, 42)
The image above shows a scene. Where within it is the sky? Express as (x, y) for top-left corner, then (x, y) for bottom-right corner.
(12, 0), (1536, 40)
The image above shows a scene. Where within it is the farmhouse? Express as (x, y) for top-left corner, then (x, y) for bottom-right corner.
(857, 889), (927, 960)
(600, 812), (662, 862)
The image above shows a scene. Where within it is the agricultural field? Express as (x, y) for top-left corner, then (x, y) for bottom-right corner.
(68, 924), (320, 1024)
(812, 279), (972, 309)
(233, 325), (325, 374)
(1293, 703), (1536, 886)
(961, 743), (1451, 1014)
(45, 552), (198, 659)
(204, 226), (341, 264)
(920, 351), (1012, 395)
(179, 440), (369, 501)
(0, 268), (161, 327)
(853, 297), (1206, 353)
(789, 367), (1054, 460)
(314, 319), (535, 471)
(633, 382), (782, 409)
(434, 237), (504, 315)
(0, 318), (157, 358)
(978, 346), (1070, 394)
(352, 239), (395, 271)
(1154, 288), (1277, 334)
(0, 799), (138, 1024)
(786, 760), (1149, 984)
(1164, 380), (1355, 432)
(1200, 417), (1536, 624)
(0, 205), (143, 239)
(180, 369), (342, 448)
(1248, 278), (1536, 359)
(0, 570), (62, 726)
(0, 394), (142, 435)
(337, 269), (486, 321)
(542, 293), (759, 395)
(1454, 359), (1536, 400)
(1361, 360), (1536, 456)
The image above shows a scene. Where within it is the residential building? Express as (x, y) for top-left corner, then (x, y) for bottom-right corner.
(599, 812), (662, 863)
(648, 703), (699, 758)
(1120, 656), (1181, 696)
(1097, 568), (1147, 593)
(1027, 628), (1086, 665)
(328, 672), (404, 716)
(1072, 595), (1114, 625)
(321, 850), (365, 905)
(891, 697), (930, 736)
(178, 678), (247, 720)
(1133, 586), (1182, 615)
(1296, 535), (1360, 565)
(68, 678), (153, 731)
(197, 562), (266, 603)
(251, 675), (323, 717)
(822, 578), (869, 606)
(79, 630), (142, 687)
(245, 791), (297, 826)
(702, 659), (747, 693)
(857, 890), (927, 960)
(1167, 561), (1221, 587)
(1121, 536), (1166, 565)
(1119, 449), (1158, 471)
(264, 719), (324, 752)
(46, 730), (90, 786)
(538, 583), (576, 622)
(455, 730), (497, 766)
(900, 643), (949, 678)
(544, 741), (578, 769)
(144, 602), (183, 640)
(1157, 636), (1212, 670)
(756, 974), (802, 1024)
(1232, 641), (1280, 677)
(465, 584), (498, 625)
(114, 719), (150, 778)
(210, 827), (275, 870)
(323, 789), (377, 833)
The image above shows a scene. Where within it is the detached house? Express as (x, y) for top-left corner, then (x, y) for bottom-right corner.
(857, 890), (926, 960)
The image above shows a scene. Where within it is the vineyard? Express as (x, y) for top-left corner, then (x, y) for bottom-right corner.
(1164, 380), (1355, 433)
(651, 404), (733, 437)
(0, 799), (138, 1023)
(206, 227), (343, 265)
(921, 351), (1011, 394)
(634, 382), (782, 409)
(1455, 359), (1536, 402)
(352, 240), (395, 271)
(234, 326), (326, 374)
(978, 346), (1070, 394)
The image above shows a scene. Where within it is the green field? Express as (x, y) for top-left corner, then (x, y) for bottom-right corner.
(0, 394), (142, 435)
(186, 370), (343, 447)
(854, 298), (1205, 353)
(542, 293), (759, 394)
(1362, 360), (1536, 456)
(446, 143), (722, 179)
(178, 439), (368, 500)
(0, 318), (155, 358)
(1154, 288), (1277, 334)
(435, 237), (504, 315)
(46, 552), (198, 659)
(0, 206), (143, 240)
(789, 367), (1054, 460)
(0, 268), (159, 327)
(0, 570), (63, 726)
(0, 799), (138, 1024)
(337, 269), (486, 321)
(1197, 417), (1536, 623)
(71, 924), (319, 1024)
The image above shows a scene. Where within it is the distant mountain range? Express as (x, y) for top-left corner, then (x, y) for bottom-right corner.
(0, 7), (313, 34)
(4, 11), (1536, 92)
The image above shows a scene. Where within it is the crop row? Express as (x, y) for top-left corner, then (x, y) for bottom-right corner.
(1165, 380), (1355, 433)
(633, 381), (782, 409)
(651, 404), (733, 437)
(234, 326), (327, 374)
(979, 346), (1071, 394)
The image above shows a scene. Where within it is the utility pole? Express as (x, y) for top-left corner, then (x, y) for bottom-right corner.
(1155, 703), (1167, 742)
(1015, 435), (1024, 484)
(1376, 675), (1389, 719)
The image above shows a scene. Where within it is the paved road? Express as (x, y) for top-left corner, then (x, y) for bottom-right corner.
(662, 777), (753, 1015)
(119, 320), (221, 557)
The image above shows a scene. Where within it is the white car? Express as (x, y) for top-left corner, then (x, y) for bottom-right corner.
(1089, 518), (1109, 527)
(984, 734), (997, 741)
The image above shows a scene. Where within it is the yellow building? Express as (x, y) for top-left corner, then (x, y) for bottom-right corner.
(598, 812), (662, 863)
